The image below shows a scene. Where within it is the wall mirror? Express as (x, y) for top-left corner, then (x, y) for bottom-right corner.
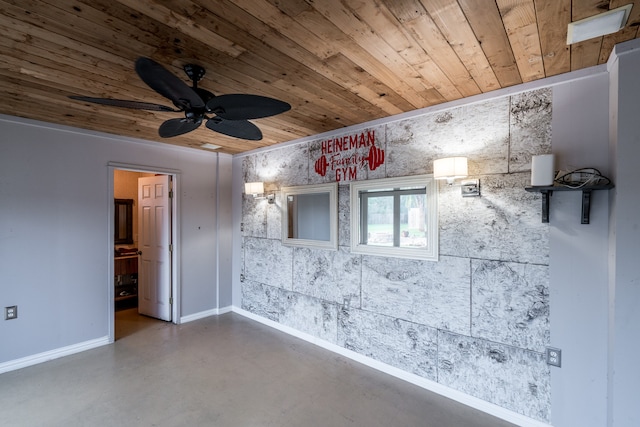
(114, 198), (134, 244)
(281, 183), (338, 250)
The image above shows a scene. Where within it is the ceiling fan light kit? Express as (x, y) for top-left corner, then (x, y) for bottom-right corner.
(69, 57), (291, 141)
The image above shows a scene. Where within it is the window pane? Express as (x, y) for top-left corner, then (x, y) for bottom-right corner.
(350, 175), (438, 261)
(400, 193), (427, 248)
(366, 195), (394, 246)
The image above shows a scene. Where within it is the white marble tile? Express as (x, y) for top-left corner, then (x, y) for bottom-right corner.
(266, 191), (283, 240)
(242, 154), (259, 183)
(242, 195), (267, 238)
(241, 280), (280, 322)
(337, 184), (351, 248)
(438, 331), (550, 422)
(244, 237), (293, 290)
(439, 172), (549, 264)
(249, 144), (310, 189)
(337, 307), (438, 380)
(279, 290), (338, 343)
(509, 88), (552, 172)
(361, 255), (471, 335)
(240, 86), (554, 421)
(472, 260), (550, 352)
(385, 97), (509, 177)
(292, 247), (362, 306)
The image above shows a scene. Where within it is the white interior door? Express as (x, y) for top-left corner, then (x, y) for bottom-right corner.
(138, 175), (172, 321)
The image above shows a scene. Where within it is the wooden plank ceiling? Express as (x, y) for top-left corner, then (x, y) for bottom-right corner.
(1, 0), (638, 154)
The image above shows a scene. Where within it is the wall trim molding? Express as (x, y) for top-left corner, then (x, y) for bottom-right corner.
(0, 114), (223, 157)
(0, 337), (110, 375)
(179, 305), (233, 324)
(232, 306), (550, 427)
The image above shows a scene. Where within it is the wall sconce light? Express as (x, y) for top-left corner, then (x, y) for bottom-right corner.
(433, 157), (479, 197)
(433, 157), (468, 184)
(244, 182), (276, 204)
(244, 182), (264, 198)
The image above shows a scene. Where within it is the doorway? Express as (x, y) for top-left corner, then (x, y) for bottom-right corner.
(109, 164), (180, 342)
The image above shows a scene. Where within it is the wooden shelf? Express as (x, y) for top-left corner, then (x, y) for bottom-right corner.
(525, 184), (614, 224)
(115, 255), (138, 307)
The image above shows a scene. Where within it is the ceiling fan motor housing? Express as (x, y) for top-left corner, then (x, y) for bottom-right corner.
(183, 64), (206, 83)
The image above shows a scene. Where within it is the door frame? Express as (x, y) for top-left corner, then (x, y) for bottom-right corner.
(107, 162), (181, 342)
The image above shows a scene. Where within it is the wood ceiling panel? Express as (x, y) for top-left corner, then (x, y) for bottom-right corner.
(309, 0), (435, 107)
(348, 0), (463, 102)
(386, 0), (482, 98)
(571, 0), (610, 21)
(458, 0), (522, 87)
(0, 0), (637, 154)
(4, 0), (154, 58)
(421, 0), (501, 92)
(496, 0), (545, 82)
(571, 38), (603, 70)
(533, 0), (571, 77)
(113, 0), (245, 57)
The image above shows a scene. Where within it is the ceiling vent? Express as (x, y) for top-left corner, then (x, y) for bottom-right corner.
(567, 4), (633, 44)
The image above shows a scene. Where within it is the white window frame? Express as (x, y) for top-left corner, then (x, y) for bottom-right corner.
(281, 182), (338, 251)
(350, 175), (438, 261)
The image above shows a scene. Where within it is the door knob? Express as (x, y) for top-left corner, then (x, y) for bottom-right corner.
(137, 251), (142, 255)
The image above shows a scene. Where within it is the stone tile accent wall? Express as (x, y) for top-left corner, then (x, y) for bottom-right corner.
(240, 89), (552, 422)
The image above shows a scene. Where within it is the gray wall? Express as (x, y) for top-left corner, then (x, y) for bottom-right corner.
(217, 154), (234, 309)
(0, 117), (223, 364)
(238, 88), (553, 422)
(607, 39), (640, 427)
(550, 71), (610, 427)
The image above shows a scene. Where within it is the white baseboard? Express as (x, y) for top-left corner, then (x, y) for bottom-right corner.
(180, 305), (233, 324)
(0, 336), (110, 375)
(218, 305), (233, 315)
(231, 307), (550, 427)
(1, 306), (235, 374)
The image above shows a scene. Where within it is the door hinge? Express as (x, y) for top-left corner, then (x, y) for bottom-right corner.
(169, 190), (174, 198)
(169, 244), (173, 252)
(169, 297), (173, 305)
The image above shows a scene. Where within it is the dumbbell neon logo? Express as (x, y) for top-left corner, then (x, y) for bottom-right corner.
(367, 146), (385, 171)
(314, 145), (385, 177)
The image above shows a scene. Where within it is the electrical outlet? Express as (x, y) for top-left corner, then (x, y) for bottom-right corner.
(5, 305), (18, 320)
(546, 347), (561, 367)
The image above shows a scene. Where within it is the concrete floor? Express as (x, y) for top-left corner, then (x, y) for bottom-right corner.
(0, 310), (517, 427)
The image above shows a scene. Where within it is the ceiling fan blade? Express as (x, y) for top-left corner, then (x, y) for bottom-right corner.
(206, 118), (263, 140)
(135, 57), (205, 110)
(206, 94), (291, 120)
(69, 96), (178, 112)
(159, 118), (202, 138)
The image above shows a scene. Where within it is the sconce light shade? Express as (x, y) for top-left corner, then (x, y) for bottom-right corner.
(244, 181), (264, 196)
(433, 157), (468, 183)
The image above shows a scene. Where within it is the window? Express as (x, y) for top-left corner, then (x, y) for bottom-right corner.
(350, 175), (438, 260)
(281, 183), (338, 250)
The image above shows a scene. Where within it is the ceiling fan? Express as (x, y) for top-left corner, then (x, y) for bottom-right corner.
(69, 57), (291, 140)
